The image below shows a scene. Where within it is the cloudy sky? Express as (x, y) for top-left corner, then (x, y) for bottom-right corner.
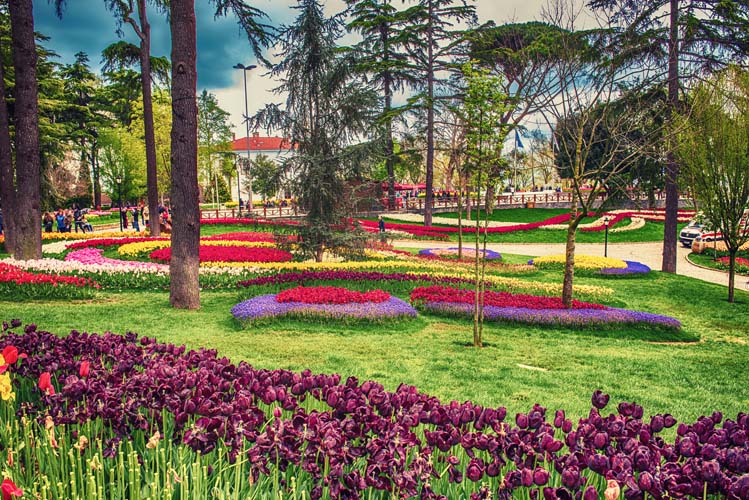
(33, 0), (545, 138)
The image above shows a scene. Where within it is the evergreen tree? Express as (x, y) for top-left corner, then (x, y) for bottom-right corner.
(58, 52), (109, 207)
(401, 0), (476, 226)
(346, 0), (418, 210)
(254, 0), (378, 261)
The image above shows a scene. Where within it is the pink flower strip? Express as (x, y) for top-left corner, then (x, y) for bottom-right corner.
(64, 248), (169, 271)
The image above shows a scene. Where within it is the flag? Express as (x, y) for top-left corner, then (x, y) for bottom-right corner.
(515, 129), (524, 149)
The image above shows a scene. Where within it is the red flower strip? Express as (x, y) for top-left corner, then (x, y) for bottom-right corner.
(409, 285), (606, 310)
(276, 286), (390, 304)
(0, 263), (100, 289)
(149, 246), (293, 263)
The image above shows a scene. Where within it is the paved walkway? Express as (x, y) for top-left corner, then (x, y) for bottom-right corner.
(395, 240), (739, 288)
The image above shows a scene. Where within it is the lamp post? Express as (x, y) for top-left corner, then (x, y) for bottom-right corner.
(116, 176), (123, 232)
(604, 216), (610, 257)
(233, 63), (257, 213)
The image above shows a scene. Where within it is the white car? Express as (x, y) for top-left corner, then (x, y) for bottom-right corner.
(679, 220), (706, 247)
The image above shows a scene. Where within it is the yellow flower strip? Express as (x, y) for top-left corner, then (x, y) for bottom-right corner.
(533, 254), (627, 270)
(117, 239), (275, 257)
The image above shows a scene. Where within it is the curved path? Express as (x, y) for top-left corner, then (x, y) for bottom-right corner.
(395, 240), (740, 288)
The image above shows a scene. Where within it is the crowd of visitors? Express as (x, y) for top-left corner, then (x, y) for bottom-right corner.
(42, 206), (93, 233)
(34, 202), (172, 234)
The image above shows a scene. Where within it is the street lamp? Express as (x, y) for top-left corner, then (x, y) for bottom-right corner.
(115, 176), (123, 232)
(603, 216), (610, 257)
(234, 63), (257, 213)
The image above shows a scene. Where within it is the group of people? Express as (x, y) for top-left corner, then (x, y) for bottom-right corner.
(42, 206), (92, 233)
(119, 203), (171, 233)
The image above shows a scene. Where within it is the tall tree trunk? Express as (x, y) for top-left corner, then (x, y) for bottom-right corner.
(381, 21), (396, 212)
(0, 42), (16, 252)
(562, 207), (580, 308)
(91, 140), (101, 208)
(138, 0), (161, 237)
(169, 0), (200, 309)
(728, 249), (736, 303)
(8, 0), (42, 260)
(662, 0), (680, 273)
(423, 0), (434, 227)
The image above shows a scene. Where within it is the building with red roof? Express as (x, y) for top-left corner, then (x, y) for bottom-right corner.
(230, 133), (295, 204)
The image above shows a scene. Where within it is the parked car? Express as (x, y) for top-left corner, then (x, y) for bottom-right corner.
(679, 220), (707, 247)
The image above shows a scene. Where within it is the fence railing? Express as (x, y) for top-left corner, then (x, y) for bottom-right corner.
(198, 191), (670, 220)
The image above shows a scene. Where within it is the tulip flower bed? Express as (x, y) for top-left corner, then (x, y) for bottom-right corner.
(419, 247), (502, 260)
(532, 254), (629, 271)
(359, 213), (573, 236)
(276, 286), (390, 304)
(715, 256), (749, 274)
(236, 269), (613, 302)
(0, 321), (745, 499)
(232, 286), (417, 323)
(3, 251), (254, 290)
(600, 261), (652, 276)
(411, 286), (681, 329)
(65, 236), (170, 250)
(0, 263), (99, 299)
(149, 245), (293, 263)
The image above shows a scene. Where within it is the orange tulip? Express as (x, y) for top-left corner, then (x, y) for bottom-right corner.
(604, 480), (620, 500)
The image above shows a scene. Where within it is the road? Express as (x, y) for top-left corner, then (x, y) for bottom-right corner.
(394, 240), (738, 288)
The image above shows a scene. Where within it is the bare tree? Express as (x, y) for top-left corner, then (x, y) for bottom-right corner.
(543, 0), (668, 307)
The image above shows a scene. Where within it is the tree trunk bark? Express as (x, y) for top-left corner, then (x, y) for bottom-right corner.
(8, 0), (42, 260)
(139, 0), (161, 237)
(169, 0), (200, 309)
(0, 43), (16, 252)
(728, 249), (736, 303)
(562, 209), (579, 308)
(662, 0), (680, 273)
(423, 0), (434, 227)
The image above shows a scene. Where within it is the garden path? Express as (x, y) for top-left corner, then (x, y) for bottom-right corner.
(395, 240), (739, 288)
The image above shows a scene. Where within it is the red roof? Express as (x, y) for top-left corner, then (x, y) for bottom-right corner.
(231, 136), (294, 152)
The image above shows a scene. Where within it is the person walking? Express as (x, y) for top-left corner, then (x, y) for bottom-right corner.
(43, 212), (54, 232)
(378, 215), (385, 233)
(131, 205), (140, 232)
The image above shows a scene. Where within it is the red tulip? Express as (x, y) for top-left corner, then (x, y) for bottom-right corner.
(38, 372), (55, 395)
(2, 347), (18, 365)
(79, 361), (90, 378)
(1, 478), (22, 500)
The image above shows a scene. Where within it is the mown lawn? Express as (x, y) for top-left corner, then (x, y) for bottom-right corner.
(1, 265), (747, 425)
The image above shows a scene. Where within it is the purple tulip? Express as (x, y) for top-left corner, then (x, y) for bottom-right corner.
(561, 466), (580, 489)
(592, 390), (609, 410)
(533, 467), (550, 486)
(583, 486), (598, 500)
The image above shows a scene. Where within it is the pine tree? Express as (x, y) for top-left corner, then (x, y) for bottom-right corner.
(346, 0), (418, 210)
(401, 0), (476, 226)
(254, 0), (378, 261)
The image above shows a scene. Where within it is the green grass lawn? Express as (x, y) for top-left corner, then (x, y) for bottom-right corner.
(1, 266), (747, 424)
